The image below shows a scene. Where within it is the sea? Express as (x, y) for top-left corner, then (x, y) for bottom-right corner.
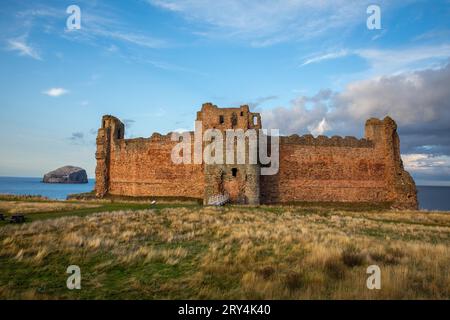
(0, 177), (449, 211)
(0, 177), (94, 200)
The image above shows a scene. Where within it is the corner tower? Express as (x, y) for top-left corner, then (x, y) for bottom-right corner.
(365, 116), (418, 209)
(95, 115), (124, 197)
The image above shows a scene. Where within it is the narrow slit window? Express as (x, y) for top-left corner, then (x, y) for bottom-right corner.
(219, 115), (224, 124)
(232, 168), (238, 177)
(231, 113), (238, 127)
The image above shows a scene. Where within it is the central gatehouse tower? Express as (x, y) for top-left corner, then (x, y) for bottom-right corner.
(196, 103), (262, 205)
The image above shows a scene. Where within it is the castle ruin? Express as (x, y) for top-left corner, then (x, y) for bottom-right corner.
(95, 103), (418, 209)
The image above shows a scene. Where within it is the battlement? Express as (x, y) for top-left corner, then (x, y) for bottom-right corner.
(280, 134), (374, 148)
(113, 132), (190, 152)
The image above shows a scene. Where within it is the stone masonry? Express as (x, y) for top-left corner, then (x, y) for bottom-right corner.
(95, 103), (418, 209)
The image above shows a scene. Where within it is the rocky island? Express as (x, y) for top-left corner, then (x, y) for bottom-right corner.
(43, 166), (88, 184)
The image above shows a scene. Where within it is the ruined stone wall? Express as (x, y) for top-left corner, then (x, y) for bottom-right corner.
(197, 102), (261, 132)
(95, 116), (204, 199)
(260, 139), (387, 204)
(95, 106), (418, 209)
(260, 117), (418, 209)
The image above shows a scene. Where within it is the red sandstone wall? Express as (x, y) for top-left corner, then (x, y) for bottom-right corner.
(96, 110), (417, 209)
(107, 135), (204, 199)
(260, 117), (417, 209)
(260, 142), (389, 204)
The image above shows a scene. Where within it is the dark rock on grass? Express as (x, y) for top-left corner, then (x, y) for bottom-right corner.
(43, 166), (88, 184)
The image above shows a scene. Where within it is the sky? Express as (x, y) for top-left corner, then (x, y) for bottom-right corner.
(0, 0), (449, 185)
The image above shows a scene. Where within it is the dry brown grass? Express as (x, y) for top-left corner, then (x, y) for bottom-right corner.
(0, 194), (50, 201)
(0, 201), (101, 214)
(0, 206), (449, 299)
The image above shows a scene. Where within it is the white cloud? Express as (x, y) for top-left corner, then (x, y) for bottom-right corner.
(147, 0), (386, 46)
(264, 62), (450, 152)
(86, 28), (167, 49)
(262, 95), (329, 135)
(402, 153), (450, 184)
(355, 45), (450, 75)
(6, 36), (41, 60)
(172, 127), (191, 133)
(15, 3), (168, 51)
(43, 88), (69, 97)
(299, 45), (450, 75)
(402, 154), (433, 171)
(149, 0), (183, 12)
(300, 50), (349, 67)
(333, 63), (450, 126)
(308, 118), (331, 136)
(58, 2), (169, 49)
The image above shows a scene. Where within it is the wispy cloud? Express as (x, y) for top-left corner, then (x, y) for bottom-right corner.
(123, 119), (136, 128)
(300, 50), (349, 67)
(147, 0), (394, 46)
(68, 130), (99, 146)
(69, 132), (86, 145)
(58, 2), (168, 49)
(69, 132), (84, 141)
(13, 2), (168, 51)
(413, 28), (450, 42)
(43, 88), (69, 97)
(129, 56), (206, 75)
(242, 95), (279, 111)
(76, 22), (168, 49)
(355, 45), (450, 74)
(6, 36), (41, 60)
(300, 45), (450, 75)
(5, 2), (206, 74)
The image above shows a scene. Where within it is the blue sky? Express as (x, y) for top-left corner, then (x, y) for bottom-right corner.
(0, 0), (450, 185)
